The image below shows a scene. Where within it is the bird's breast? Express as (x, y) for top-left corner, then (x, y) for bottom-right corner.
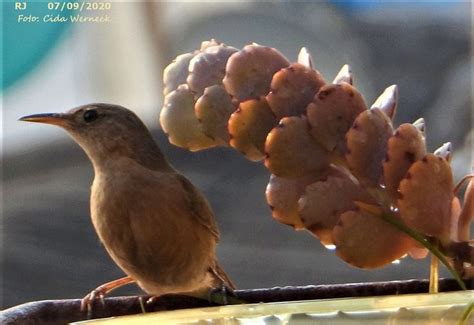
(89, 163), (217, 294)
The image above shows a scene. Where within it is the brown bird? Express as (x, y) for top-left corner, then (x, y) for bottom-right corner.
(20, 103), (235, 310)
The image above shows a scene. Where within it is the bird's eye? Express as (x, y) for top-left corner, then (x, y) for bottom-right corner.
(83, 109), (99, 123)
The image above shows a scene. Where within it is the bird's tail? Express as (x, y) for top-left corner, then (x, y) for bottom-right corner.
(210, 262), (236, 290)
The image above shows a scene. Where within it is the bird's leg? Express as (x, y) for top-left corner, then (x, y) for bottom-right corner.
(81, 275), (135, 317)
(207, 266), (237, 305)
(208, 285), (229, 305)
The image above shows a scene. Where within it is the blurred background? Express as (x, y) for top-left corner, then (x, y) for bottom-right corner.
(1, 1), (472, 309)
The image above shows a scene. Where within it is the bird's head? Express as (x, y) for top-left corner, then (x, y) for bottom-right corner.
(20, 103), (170, 171)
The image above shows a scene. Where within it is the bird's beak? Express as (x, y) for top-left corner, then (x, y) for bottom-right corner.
(19, 113), (70, 127)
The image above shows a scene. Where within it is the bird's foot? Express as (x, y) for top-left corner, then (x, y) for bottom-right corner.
(80, 276), (135, 319)
(145, 295), (160, 305)
(142, 295), (164, 313)
(81, 287), (107, 319)
(208, 285), (236, 305)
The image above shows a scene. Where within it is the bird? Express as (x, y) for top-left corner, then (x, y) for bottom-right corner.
(20, 103), (235, 311)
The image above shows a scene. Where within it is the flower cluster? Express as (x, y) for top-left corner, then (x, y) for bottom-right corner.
(160, 40), (473, 276)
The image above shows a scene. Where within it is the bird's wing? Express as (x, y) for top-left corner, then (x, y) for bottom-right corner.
(174, 173), (220, 240)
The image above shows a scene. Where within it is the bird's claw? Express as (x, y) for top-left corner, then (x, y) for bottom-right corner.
(79, 276), (135, 318)
(80, 288), (107, 318)
(208, 285), (231, 305)
(145, 295), (159, 305)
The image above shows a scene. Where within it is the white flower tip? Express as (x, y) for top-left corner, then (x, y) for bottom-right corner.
(332, 64), (352, 85)
(434, 142), (452, 161)
(413, 118), (425, 135)
(200, 39), (220, 50)
(371, 84), (398, 119)
(297, 47), (313, 69)
(324, 244), (336, 250)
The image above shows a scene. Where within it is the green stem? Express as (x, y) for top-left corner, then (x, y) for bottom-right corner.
(457, 301), (473, 325)
(378, 211), (466, 291)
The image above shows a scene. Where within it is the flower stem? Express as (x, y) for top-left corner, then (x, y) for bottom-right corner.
(354, 201), (466, 290)
(457, 301), (473, 325)
(379, 211), (466, 290)
(429, 250), (439, 293)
